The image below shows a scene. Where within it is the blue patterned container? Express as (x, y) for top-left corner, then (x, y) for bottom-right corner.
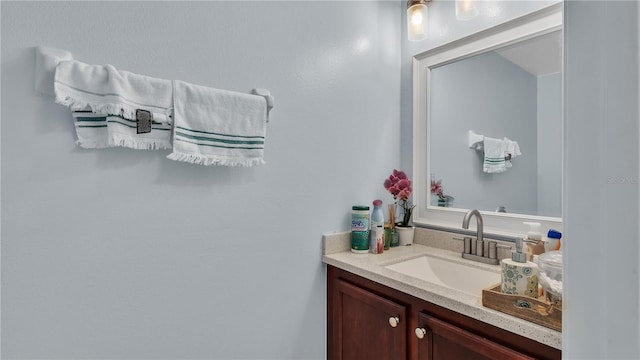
(351, 206), (370, 253)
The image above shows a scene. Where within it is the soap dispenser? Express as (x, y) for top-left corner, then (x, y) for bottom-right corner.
(500, 237), (539, 299)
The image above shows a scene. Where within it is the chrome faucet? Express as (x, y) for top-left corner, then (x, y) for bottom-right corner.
(461, 209), (499, 265)
(462, 209), (483, 243)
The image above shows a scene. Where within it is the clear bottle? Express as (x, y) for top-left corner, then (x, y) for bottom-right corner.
(370, 200), (384, 254)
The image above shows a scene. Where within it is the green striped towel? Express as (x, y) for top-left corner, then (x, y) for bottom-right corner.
(55, 60), (173, 150)
(483, 136), (507, 173)
(167, 80), (268, 166)
(72, 111), (173, 149)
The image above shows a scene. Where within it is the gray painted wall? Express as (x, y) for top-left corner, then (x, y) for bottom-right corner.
(3, 1), (639, 359)
(1, 2), (400, 359)
(563, 1), (639, 358)
(537, 72), (562, 218)
(430, 51), (538, 215)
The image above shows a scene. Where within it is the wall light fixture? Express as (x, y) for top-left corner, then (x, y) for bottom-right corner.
(455, 0), (479, 21)
(407, 0), (431, 41)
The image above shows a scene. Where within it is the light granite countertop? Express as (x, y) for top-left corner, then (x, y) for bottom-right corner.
(322, 230), (562, 350)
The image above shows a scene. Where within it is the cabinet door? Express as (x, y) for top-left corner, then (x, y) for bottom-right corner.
(329, 279), (407, 360)
(416, 313), (534, 360)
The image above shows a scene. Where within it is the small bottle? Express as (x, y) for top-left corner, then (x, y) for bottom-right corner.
(370, 225), (384, 254)
(371, 200), (384, 228)
(544, 229), (562, 252)
(383, 224), (392, 250)
(370, 200), (384, 254)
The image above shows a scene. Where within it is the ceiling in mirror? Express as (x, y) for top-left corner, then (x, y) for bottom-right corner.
(495, 31), (561, 76)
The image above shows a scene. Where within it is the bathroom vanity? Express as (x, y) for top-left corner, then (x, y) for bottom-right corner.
(324, 4), (565, 359)
(327, 266), (559, 360)
(323, 230), (561, 360)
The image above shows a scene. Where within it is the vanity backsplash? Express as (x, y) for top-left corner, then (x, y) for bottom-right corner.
(323, 227), (514, 260)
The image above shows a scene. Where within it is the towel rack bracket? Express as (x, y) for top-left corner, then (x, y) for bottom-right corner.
(251, 88), (274, 122)
(34, 46), (74, 97)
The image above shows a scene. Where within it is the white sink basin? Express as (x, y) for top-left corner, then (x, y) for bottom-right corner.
(385, 255), (500, 296)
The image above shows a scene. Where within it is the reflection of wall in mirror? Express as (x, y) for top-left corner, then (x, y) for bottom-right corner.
(537, 73), (562, 217)
(430, 50), (561, 217)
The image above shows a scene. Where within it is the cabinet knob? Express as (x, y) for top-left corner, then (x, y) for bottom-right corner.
(388, 316), (400, 328)
(415, 327), (427, 339)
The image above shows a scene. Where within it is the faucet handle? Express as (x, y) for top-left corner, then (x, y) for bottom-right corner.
(488, 241), (497, 259)
(453, 236), (473, 254)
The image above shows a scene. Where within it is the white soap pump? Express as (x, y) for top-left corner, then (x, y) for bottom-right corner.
(523, 221), (545, 260)
(523, 221), (542, 241)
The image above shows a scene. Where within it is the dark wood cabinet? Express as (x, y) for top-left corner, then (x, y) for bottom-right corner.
(416, 312), (534, 360)
(327, 265), (560, 360)
(330, 279), (406, 360)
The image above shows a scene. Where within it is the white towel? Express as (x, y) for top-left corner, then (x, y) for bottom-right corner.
(503, 137), (522, 168)
(483, 136), (507, 173)
(54, 60), (173, 150)
(167, 80), (268, 166)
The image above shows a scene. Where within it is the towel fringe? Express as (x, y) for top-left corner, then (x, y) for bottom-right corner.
(108, 134), (172, 150)
(75, 137), (171, 150)
(167, 152), (265, 167)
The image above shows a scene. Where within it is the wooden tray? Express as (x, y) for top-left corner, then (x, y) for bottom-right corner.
(482, 284), (562, 332)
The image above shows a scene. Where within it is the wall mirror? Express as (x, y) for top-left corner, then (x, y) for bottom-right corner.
(412, 4), (562, 236)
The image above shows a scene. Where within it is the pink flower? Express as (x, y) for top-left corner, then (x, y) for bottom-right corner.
(384, 170), (413, 200)
(397, 178), (410, 190)
(398, 188), (411, 201)
(393, 169), (407, 180)
(430, 179), (446, 200)
(431, 180), (442, 194)
(383, 169), (415, 227)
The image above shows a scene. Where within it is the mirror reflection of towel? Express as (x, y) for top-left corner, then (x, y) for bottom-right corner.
(503, 137), (522, 168)
(482, 137), (522, 173)
(483, 137), (507, 173)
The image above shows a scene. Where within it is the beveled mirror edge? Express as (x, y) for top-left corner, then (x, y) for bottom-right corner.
(412, 3), (563, 238)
